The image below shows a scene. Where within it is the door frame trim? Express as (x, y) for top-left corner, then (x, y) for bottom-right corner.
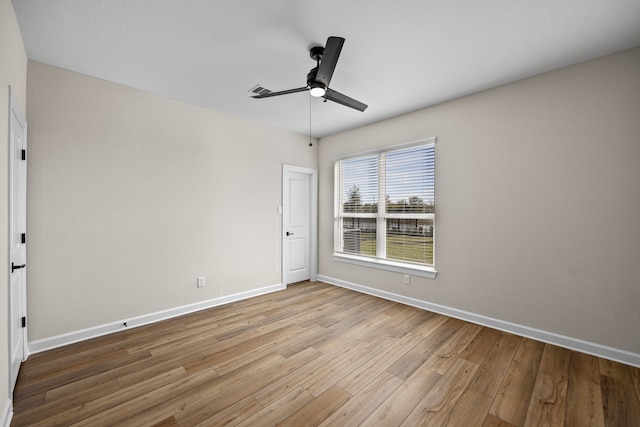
(282, 164), (317, 286)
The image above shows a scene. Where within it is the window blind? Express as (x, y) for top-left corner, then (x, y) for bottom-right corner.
(335, 140), (435, 267)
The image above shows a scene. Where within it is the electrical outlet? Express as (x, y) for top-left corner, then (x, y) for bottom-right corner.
(403, 274), (411, 285)
(197, 276), (205, 288)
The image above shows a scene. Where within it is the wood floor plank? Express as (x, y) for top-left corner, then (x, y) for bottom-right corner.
(236, 386), (315, 427)
(11, 281), (640, 426)
(115, 351), (206, 389)
(173, 347), (321, 426)
(18, 347), (130, 385)
(488, 337), (546, 426)
(212, 351), (286, 393)
(386, 306), (435, 338)
(83, 366), (223, 427)
(600, 362), (640, 427)
(210, 327), (293, 376)
(319, 371), (403, 426)
(44, 330), (224, 402)
(14, 367), (190, 427)
(337, 332), (423, 395)
(381, 300), (412, 317)
(276, 384), (351, 427)
(631, 363), (640, 410)
(352, 304), (396, 338)
(125, 319), (223, 355)
(482, 413), (519, 427)
(403, 310), (448, 338)
(310, 304), (391, 354)
(425, 322), (483, 375)
(283, 301), (343, 329)
(565, 351), (605, 427)
(19, 321), (183, 369)
(302, 334), (398, 396)
(314, 293), (386, 329)
(468, 331), (522, 397)
(359, 363), (441, 426)
(386, 322), (456, 380)
(522, 345), (570, 427)
(340, 306), (397, 343)
(460, 326), (502, 364)
(441, 386), (495, 426)
(273, 323), (327, 358)
(400, 356), (479, 426)
(14, 348), (152, 403)
(30, 379), (121, 423)
(12, 380), (121, 425)
(253, 339), (369, 406)
(191, 395), (263, 427)
(183, 323), (302, 374)
(11, 392), (44, 415)
(45, 352), (170, 402)
(150, 415), (179, 427)
(599, 358), (629, 380)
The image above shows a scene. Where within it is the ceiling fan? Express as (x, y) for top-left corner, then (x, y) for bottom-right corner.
(251, 36), (368, 112)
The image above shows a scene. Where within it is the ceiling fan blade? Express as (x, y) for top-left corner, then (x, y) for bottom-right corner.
(323, 88), (368, 112)
(252, 87), (308, 98)
(316, 36), (344, 87)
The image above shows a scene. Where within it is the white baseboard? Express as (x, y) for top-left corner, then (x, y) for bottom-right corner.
(0, 399), (11, 427)
(28, 283), (285, 355)
(317, 275), (640, 368)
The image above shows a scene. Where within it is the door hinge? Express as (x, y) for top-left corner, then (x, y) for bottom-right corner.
(21, 317), (26, 328)
(21, 233), (26, 244)
(21, 149), (26, 161)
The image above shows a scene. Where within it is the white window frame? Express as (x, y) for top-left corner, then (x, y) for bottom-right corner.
(333, 138), (437, 279)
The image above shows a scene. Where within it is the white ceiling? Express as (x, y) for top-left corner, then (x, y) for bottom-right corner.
(12, 0), (640, 138)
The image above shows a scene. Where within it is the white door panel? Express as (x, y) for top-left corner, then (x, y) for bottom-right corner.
(284, 172), (310, 283)
(9, 87), (27, 393)
(289, 238), (307, 271)
(282, 165), (317, 286)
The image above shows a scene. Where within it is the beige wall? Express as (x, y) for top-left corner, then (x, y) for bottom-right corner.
(1, 0), (28, 415)
(319, 47), (640, 355)
(26, 62), (316, 341)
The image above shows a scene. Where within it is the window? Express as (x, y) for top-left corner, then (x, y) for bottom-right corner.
(334, 138), (436, 278)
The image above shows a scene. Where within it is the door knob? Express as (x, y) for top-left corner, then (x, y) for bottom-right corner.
(286, 231), (295, 236)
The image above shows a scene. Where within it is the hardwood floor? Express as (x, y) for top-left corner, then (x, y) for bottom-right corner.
(11, 281), (640, 426)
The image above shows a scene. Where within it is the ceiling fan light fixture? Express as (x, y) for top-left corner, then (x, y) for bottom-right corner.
(309, 83), (326, 98)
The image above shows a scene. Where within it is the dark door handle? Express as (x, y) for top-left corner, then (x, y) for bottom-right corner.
(286, 232), (294, 236)
(11, 262), (26, 273)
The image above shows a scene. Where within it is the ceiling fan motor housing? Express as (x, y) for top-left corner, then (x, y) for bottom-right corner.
(309, 45), (324, 61)
(307, 67), (322, 88)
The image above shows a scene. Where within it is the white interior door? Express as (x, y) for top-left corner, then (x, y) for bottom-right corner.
(9, 87), (27, 393)
(282, 165), (317, 285)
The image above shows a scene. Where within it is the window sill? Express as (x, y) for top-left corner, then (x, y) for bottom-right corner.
(333, 253), (437, 279)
